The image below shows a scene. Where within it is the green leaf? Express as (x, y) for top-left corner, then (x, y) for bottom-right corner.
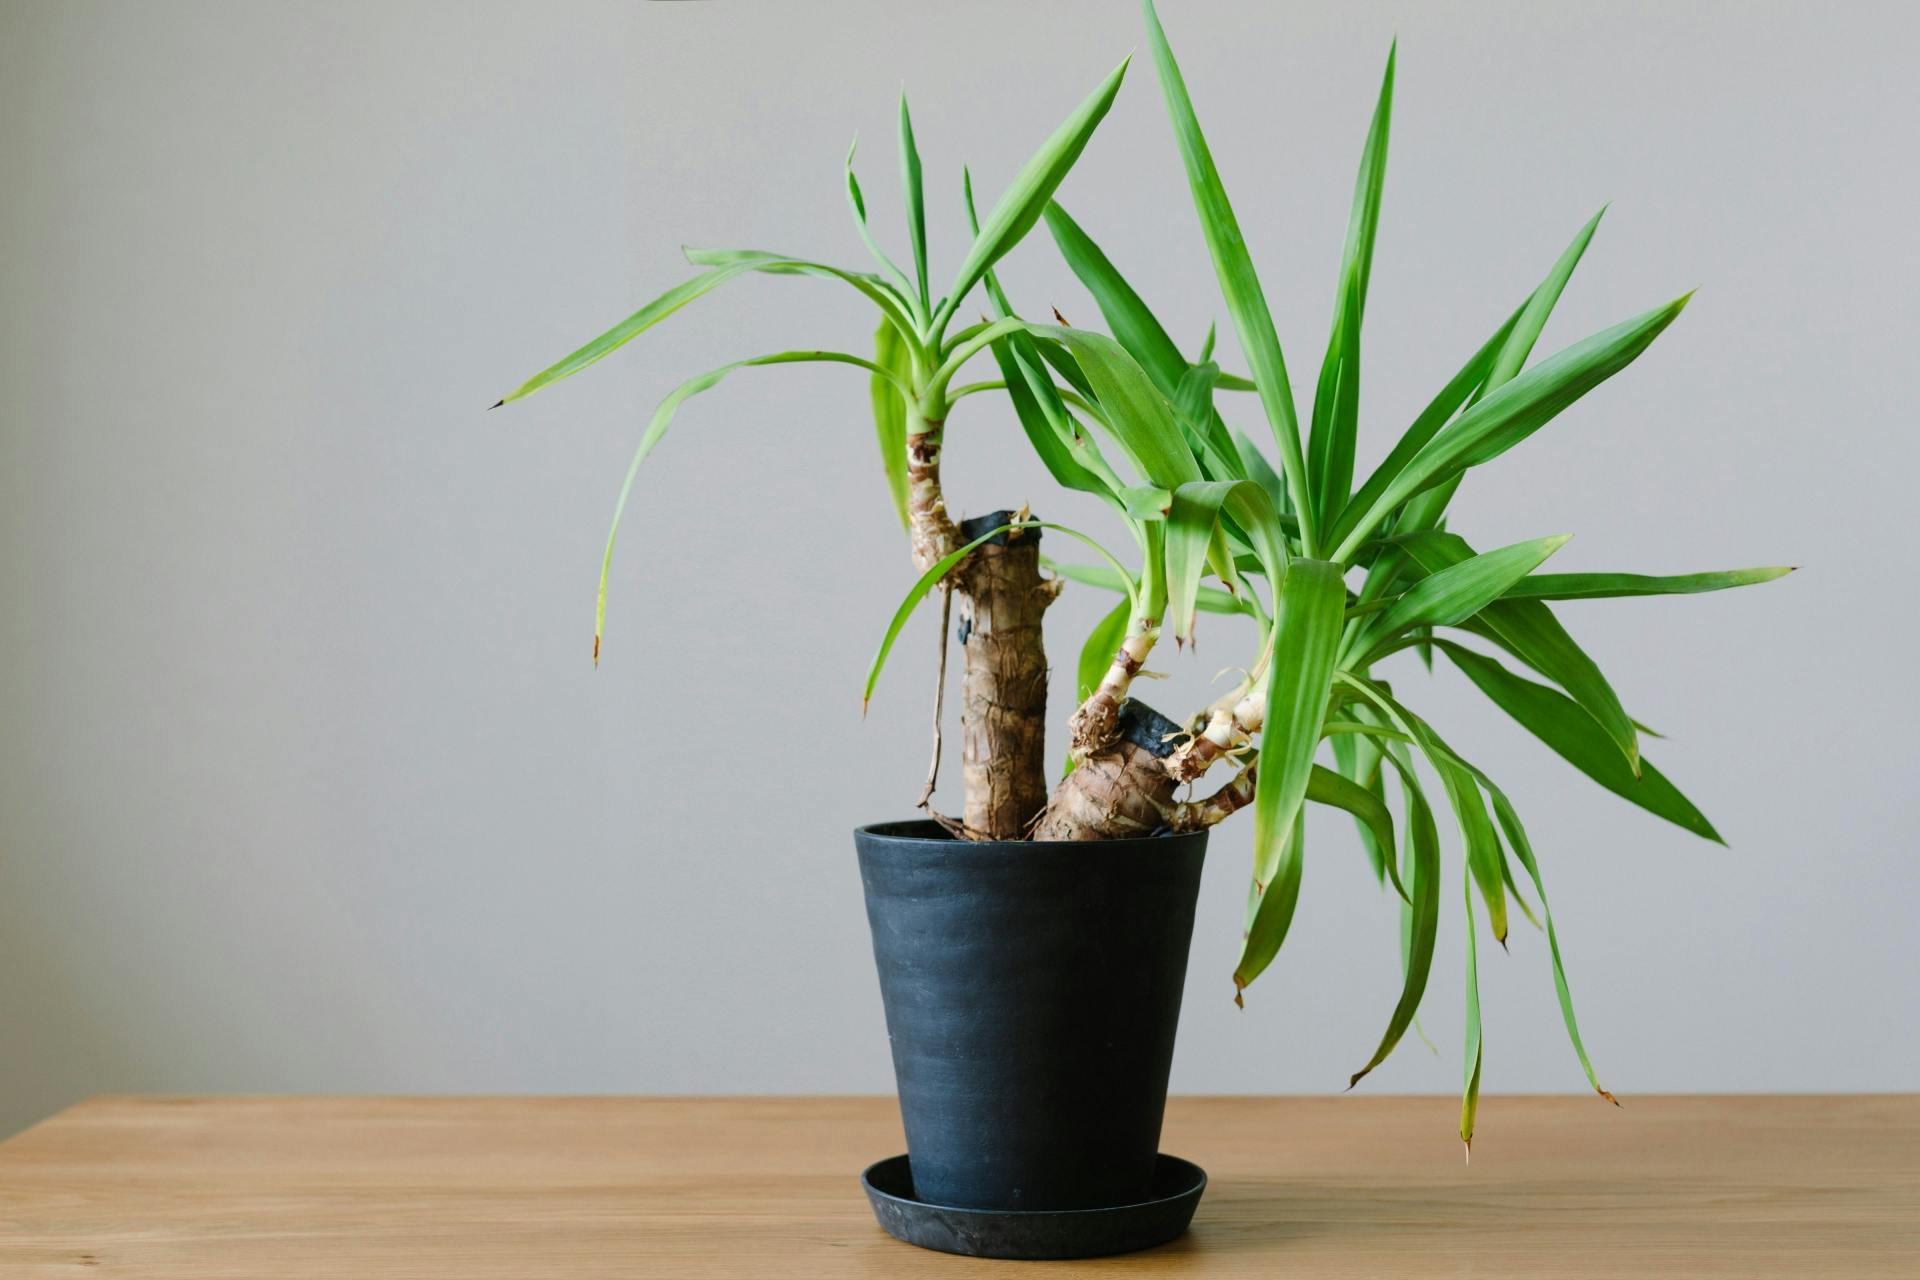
(1030, 324), (1203, 488)
(680, 248), (920, 342)
(1352, 533), (1572, 660)
(1143, 0), (1316, 550)
(1172, 363), (1247, 482)
(1334, 672), (1506, 942)
(869, 319), (912, 529)
(1235, 559), (1345, 992)
(1478, 776), (1617, 1104)
(864, 520), (1135, 710)
(1068, 597), (1135, 776)
(1307, 41), (1394, 539)
(1043, 557), (1243, 614)
(961, 171), (1127, 507)
(935, 56), (1130, 334)
(1461, 859), (1485, 1156)
(1348, 747), (1440, 1087)
(1438, 641), (1722, 842)
(1235, 819), (1304, 1007)
(1326, 301), (1524, 556)
(1502, 566), (1795, 602)
(1491, 206), (1607, 388)
(1396, 529), (1639, 771)
(1044, 201), (1187, 394)
(1336, 293), (1693, 557)
(1076, 596), (1135, 704)
(1165, 480), (1260, 643)
(1398, 206), (1607, 534)
(844, 138), (916, 305)
(1233, 429), (1288, 511)
(1307, 764), (1406, 905)
(596, 351), (895, 662)
(898, 94), (930, 311)
(1431, 737), (1508, 944)
(496, 258), (908, 406)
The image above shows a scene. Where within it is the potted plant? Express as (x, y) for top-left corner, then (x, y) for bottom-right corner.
(493, 1), (1787, 1260)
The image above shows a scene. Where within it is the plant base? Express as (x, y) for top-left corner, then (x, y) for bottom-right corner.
(860, 1153), (1206, 1260)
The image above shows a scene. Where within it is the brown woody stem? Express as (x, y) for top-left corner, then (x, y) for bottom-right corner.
(1168, 763), (1258, 831)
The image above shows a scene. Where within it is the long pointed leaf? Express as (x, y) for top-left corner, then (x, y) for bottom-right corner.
(1143, 0), (1315, 548)
(1307, 42), (1394, 536)
(1308, 764), (1406, 904)
(1030, 324), (1203, 488)
(1337, 293), (1692, 557)
(1399, 206), (1607, 533)
(1327, 301), (1524, 556)
(898, 94), (930, 311)
(1478, 775), (1617, 1104)
(1348, 746), (1440, 1087)
(935, 56), (1130, 334)
(1461, 860), (1484, 1156)
(1397, 529), (1639, 770)
(1353, 533), (1572, 660)
(1503, 566), (1795, 602)
(1043, 201), (1187, 393)
(1235, 560), (1345, 992)
(1438, 641), (1721, 841)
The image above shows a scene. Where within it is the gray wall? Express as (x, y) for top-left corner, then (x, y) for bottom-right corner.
(2, 0), (1914, 1140)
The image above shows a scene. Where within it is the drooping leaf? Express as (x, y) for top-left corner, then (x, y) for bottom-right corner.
(677, 248), (920, 339)
(598, 351), (898, 661)
(869, 318), (912, 528)
(936, 56), (1130, 333)
(497, 257), (910, 406)
(1461, 860), (1485, 1156)
(1477, 773), (1616, 1103)
(1438, 641), (1721, 841)
(1307, 764), (1406, 904)
(1236, 560), (1345, 992)
(863, 520), (1135, 710)
(1142, 0), (1316, 547)
(1348, 745), (1440, 1087)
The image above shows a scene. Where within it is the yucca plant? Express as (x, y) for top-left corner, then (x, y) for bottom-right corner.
(495, 1), (1787, 1151)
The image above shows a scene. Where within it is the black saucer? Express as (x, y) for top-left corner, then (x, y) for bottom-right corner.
(859, 1153), (1207, 1260)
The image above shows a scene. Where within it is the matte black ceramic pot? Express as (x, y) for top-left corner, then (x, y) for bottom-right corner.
(855, 814), (1207, 1217)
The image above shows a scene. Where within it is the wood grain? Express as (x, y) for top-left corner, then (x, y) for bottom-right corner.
(0, 1095), (1913, 1277)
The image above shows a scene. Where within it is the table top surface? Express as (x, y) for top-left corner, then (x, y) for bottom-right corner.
(0, 1095), (1914, 1278)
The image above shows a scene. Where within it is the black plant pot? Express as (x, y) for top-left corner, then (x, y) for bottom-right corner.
(854, 812), (1208, 1256)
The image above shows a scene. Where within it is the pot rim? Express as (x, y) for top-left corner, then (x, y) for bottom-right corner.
(854, 818), (1206, 852)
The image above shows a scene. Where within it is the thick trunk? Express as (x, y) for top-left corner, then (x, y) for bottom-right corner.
(1031, 700), (1182, 841)
(953, 512), (1059, 839)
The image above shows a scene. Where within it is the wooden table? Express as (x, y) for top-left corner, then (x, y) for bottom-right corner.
(0, 1096), (1913, 1277)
